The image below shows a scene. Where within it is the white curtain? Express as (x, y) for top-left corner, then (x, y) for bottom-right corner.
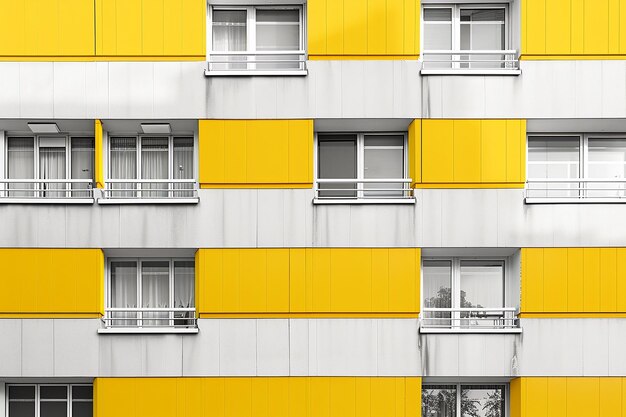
(212, 10), (247, 70)
(141, 261), (170, 327)
(39, 144), (66, 198)
(111, 261), (138, 327)
(141, 137), (169, 198)
(110, 137), (137, 197)
(71, 137), (94, 197)
(173, 137), (194, 197)
(256, 9), (300, 69)
(174, 261), (195, 326)
(7, 137), (35, 197)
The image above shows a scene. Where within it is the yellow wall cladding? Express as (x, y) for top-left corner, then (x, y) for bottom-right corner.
(0, 249), (104, 316)
(521, 248), (626, 315)
(94, 377), (421, 417)
(199, 120), (314, 188)
(416, 119), (526, 187)
(0, 0), (95, 57)
(196, 248), (420, 316)
(308, 0), (420, 59)
(511, 377), (626, 417)
(522, 0), (626, 58)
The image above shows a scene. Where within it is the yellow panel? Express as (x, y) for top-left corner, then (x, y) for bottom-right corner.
(621, 0), (626, 54)
(521, 249), (544, 313)
(567, 378), (599, 417)
(405, 377), (421, 417)
(222, 250), (241, 312)
(136, 379), (177, 417)
(199, 120), (225, 184)
(311, 249), (332, 312)
(422, 120), (454, 183)
(247, 121), (289, 183)
(289, 249), (307, 313)
(481, 120), (507, 183)
(546, 378), (566, 417)
(608, 0), (621, 54)
(386, 0), (404, 55)
(310, 378), (331, 417)
(240, 250), (268, 312)
(600, 378), (622, 417)
(570, 0), (585, 54)
(251, 379), (269, 417)
(142, 0), (165, 56)
(224, 121), (247, 183)
(356, 378), (372, 417)
(180, 0), (206, 56)
(367, 0), (387, 54)
(330, 379), (356, 417)
(326, 0), (344, 55)
(26, 0), (58, 56)
(371, 249), (390, 312)
(95, 120), (104, 188)
(288, 120), (314, 184)
(567, 248), (584, 313)
(115, 0), (143, 56)
(330, 249), (372, 312)
(453, 120), (481, 182)
(203, 378), (225, 417)
(543, 249), (568, 312)
(199, 249), (223, 313)
(524, 0), (546, 54)
(505, 120), (523, 183)
(403, 0), (419, 56)
(288, 378), (308, 417)
(308, 0), (327, 55)
(371, 379), (396, 417)
(545, 0), (570, 54)
(388, 249), (419, 313)
(225, 379), (252, 417)
(584, 0), (609, 54)
(600, 248), (618, 312)
(163, 0), (183, 55)
(617, 249), (626, 312)
(408, 120), (421, 186)
(0, 1), (25, 56)
(268, 378), (289, 417)
(59, 0), (96, 56)
(583, 248), (601, 312)
(267, 249), (290, 312)
(509, 378), (523, 417)
(525, 378), (548, 417)
(343, 0), (368, 57)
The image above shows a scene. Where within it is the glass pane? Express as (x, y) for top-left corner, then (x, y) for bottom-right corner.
(318, 135), (357, 198)
(9, 386), (35, 400)
(587, 138), (626, 198)
(40, 386), (67, 400)
(424, 8), (452, 21)
(173, 137), (194, 198)
(527, 136), (581, 198)
(212, 9), (247, 70)
(71, 137), (95, 197)
(7, 137), (35, 197)
(8, 402), (35, 417)
(141, 137), (169, 198)
(460, 261), (504, 328)
(39, 145), (67, 198)
(460, 9), (506, 69)
(461, 385), (505, 417)
(423, 260), (452, 326)
(422, 385), (457, 417)
(363, 135), (405, 197)
(72, 402), (93, 417)
(110, 137), (137, 198)
(71, 386), (93, 400)
(424, 24), (452, 50)
(111, 261), (138, 327)
(40, 401), (67, 417)
(174, 260), (195, 327)
(141, 261), (170, 326)
(256, 9), (300, 69)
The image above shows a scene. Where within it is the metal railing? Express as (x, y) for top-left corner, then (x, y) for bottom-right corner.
(525, 178), (626, 202)
(422, 50), (520, 72)
(102, 179), (198, 200)
(102, 307), (197, 329)
(0, 179), (94, 200)
(420, 307), (520, 331)
(206, 50), (307, 74)
(314, 178), (414, 201)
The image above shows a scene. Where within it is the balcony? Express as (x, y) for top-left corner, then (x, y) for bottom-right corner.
(525, 178), (626, 204)
(99, 307), (198, 334)
(313, 178), (415, 204)
(99, 179), (199, 204)
(420, 307), (521, 334)
(0, 179), (94, 204)
(205, 51), (308, 76)
(421, 50), (521, 75)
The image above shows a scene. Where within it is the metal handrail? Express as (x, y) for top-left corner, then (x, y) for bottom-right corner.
(526, 178), (626, 200)
(422, 49), (520, 70)
(420, 307), (520, 330)
(0, 179), (94, 199)
(103, 307), (197, 329)
(102, 179), (198, 199)
(315, 178), (414, 200)
(207, 50), (307, 72)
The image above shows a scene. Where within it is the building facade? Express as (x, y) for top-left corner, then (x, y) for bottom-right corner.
(0, 0), (625, 416)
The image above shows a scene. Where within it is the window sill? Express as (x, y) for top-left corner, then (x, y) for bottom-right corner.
(419, 328), (522, 334)
(97, 327), (199, 335)
(420, 69), (521, 76)
(205, 69), (308, 77)
(313, 198), (416, 205)
(0, 198), (95, 204)
(525, 197), (626, 204)
(97, 198), (199, 205)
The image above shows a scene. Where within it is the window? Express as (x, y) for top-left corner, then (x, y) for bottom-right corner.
(3, 136), (94, 200)
(421, 258), (518, 331)
(7, 384), (92, 417)
(421, 4), (519, 73)
(422, 384), (506, 417)
(527, 135), (626, 201)
(315, 133), (413, 202)
(103, 258), (196, 332)
(104, 135), (196, 201)
(207, 6), (306, 74)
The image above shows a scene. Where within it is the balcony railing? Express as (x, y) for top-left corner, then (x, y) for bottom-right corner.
(420, 307), (521, 333)
(0, 179), (94, 203)
(314, 178), (415, 204)
(525, 178), (626, 203)
(205, 50), (307, 76)
(100, 307), (197, 333)
(100, 179), (199, 203)
(421, 50), (520, 75)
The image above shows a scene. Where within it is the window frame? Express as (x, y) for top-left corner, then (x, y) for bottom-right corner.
(6, 383), (93, 417)
(421, 383), (509, 417)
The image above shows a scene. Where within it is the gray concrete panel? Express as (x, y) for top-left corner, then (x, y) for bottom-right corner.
(0, 321), (21, 377)
(21, 320), (53, 377)
(53, 319), (99, 377)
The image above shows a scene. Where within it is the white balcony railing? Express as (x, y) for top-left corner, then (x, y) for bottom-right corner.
(420, 307), (521, 333)
(100, 307), (197, 333)
(525, 178), (626, 203)
(421, 50), (520, 75)
(205, 50), (307, 76)
(100, 179), (198, 203)
(0, 179), (94, 203)
(314, 178), (415, 204)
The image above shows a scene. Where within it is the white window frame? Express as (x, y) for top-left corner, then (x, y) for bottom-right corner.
(6, 384), (92, 417)
(313, 132), (414, 205)
(421, 383), (509, 417)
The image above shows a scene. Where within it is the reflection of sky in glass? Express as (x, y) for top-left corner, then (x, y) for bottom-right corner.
(461, 386), (504, 417)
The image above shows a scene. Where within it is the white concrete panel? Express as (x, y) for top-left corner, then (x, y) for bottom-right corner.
(582, 319), (609, 376)
(392, 61), (422, 118)
(482, 336), (508, 376)
(94, 62), (110, 119)
(182, 319), (220, 376)
(254, 77), (278, 118)
(219, 319), (257, 375)
(421, 75), (443, 119)
(289, 319), (309, 376)
(143, 335), (183, 376)
(206, 77), (257, 118)
(608, 320), (626, 376)
(153, 62), (207, 119)
(575, 61), (603, 118)
(422, 334), (459, 377)
(0, 320), (21, 376)
(441, 76), (485, 118)
(312, 61), (342, 118)
(21, 319), (54, 377)
(483, 75), (521, 118)
(549, 203), (582, 247)
(340, 61), (366, 118)
(108, 62), (154, 118)
(312, 205), (351, 247)
(53, 62), (89, 118)
(275, 76), (311, 119)
(257, 190), (285, 247)
(19, 62), (54, 118)
(191, 189), (225, 247)
(0, 63), (20, 118)
(418, 188), (443, 247)
(222, 190), (258, 247)
(53, 319), (99, 377)
(377, 319), (420, 376)
(256, 319), (289, 375)
(440, 189), (498, 247)
(601, 61), (626, 117)
(364, 61), (394, 118)
(36, 206), (67, 247)
(283, 189), (311, 247)
(458, 335), (486, 376)
(107, 336), (143, 376)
